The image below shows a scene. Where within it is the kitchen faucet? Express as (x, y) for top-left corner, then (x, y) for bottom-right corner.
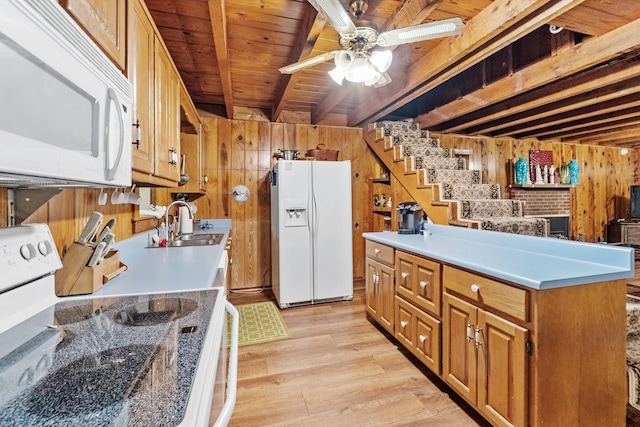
(164, 200), (194, 242)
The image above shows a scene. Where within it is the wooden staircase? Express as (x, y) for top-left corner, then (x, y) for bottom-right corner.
(363, 121), (549, 236)
(363, 123), (450, 225)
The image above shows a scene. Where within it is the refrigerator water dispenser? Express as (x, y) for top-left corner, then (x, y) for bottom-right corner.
(284, 199), (308, 227)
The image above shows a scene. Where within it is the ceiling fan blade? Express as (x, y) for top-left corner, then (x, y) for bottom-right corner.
(279, 51), (339, 74)
(377, 17), (464, 47)
(307, 0), (357, 34)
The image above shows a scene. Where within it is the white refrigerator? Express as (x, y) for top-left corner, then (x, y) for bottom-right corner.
(270, 159), (353, 308)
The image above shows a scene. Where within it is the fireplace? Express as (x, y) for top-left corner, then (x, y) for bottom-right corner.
(510, 186), (571, 238)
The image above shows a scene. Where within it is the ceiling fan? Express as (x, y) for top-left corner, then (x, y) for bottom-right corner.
(279, 0), (465, 87)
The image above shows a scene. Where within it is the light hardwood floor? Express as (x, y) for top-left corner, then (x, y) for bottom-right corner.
(227, 287), (490, 427)
(225, 263), (640, 426)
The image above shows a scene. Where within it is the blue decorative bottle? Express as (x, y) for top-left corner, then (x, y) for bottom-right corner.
(515, 156), (528, 184)
(569, 159), (580, 185)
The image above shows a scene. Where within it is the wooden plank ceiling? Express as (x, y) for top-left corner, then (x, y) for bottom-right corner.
(144, 0), (640, 148)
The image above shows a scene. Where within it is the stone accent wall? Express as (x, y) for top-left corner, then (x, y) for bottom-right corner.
(510, 188), (570, 216)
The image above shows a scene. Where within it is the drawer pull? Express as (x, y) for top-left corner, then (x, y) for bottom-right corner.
(374, 248), (380, 255)
(419, 280), (427, 289)
(400, 320), (408, 329)
(419, 335), (426, 343)
(401, 271), (409, 285)
(466, 321), (473, 342)
(470, 284), (480, 293)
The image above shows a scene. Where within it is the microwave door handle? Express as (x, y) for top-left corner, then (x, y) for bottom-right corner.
(105, 87), (125, 181)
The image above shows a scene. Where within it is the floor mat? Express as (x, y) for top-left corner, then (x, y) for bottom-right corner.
(228, 301), (291, 347)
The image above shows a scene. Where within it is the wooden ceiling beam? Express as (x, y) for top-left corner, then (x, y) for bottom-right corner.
(311, 0), (442, 124)
(271, 4), (324, 121)
(434, 54), (640, 135)
(347, 0), (587, 127)
(208, 0), (234, 118)
(487, 78), (640, 137)
(418, 17), (640, 132)
(381, 0), (444, 32)
(575, 124), (640, 145)
(521, 106), (640, 140)
(535, 115), (640, 141)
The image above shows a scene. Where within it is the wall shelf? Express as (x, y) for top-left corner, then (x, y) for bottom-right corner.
(509, 184), (575, 189)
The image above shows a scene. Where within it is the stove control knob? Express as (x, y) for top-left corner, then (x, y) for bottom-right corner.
(38, 240), (53, 256)
(20, 243), (37, 260)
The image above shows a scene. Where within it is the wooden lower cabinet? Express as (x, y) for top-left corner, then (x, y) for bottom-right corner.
(365, 256), (395, 334)
(395, 296), (441, 373)
(443, 293), (527, 427)
(365, 240), (627, 426)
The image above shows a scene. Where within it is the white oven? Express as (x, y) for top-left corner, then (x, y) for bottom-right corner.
(0, 224), (238, 426)
(0, 0), (132, 188)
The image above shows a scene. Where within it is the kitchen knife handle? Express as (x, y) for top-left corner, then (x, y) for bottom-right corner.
(78, 212), (103, 245)
(87, 242), (106, 267)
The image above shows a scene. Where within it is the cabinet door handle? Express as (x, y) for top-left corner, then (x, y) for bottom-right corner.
(400, 320), (408, 329)
(419, 280), (427, 289)
(466, 321), (474, 342)
(475, 326), (483, 348)
(471, 284), (480, 293)
(419, 335), (426, 343)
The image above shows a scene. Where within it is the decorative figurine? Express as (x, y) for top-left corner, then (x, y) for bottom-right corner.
(535, 164), (544, 184)
(386, 195), (392, 208)
(378, 193), (386, 207)
(373, 193), (379, 206)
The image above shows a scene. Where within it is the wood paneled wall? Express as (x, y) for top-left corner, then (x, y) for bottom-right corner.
(0, 121), (636, 291)
(154, 117), (378, 291)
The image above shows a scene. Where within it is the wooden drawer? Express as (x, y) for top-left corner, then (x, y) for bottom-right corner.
(396, 251), (441, 317)
(443, 266), (529, 322)
(366, 240), (394, 266)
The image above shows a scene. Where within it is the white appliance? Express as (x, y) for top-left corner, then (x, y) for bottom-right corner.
(0, 224), (238, 427)
(0, 0), (132, 188)
(270, 159), (353, 308)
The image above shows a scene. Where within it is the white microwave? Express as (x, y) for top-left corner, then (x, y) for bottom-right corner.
(0, 0), (132, 188)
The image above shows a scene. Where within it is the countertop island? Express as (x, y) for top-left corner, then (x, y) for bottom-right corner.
(363, 224), (632, 427)
(364, 224), (634, 289)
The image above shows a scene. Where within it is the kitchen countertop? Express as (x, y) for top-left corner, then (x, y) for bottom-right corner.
(363, 224), (634, 290)
(93, 219), (231, 296)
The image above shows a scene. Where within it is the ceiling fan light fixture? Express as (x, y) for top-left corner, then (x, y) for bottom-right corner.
(370, 50), (392, 72)
(334, 50), (355, 70)
(328, 67), (345, 85)
(345, 57), (377, 83)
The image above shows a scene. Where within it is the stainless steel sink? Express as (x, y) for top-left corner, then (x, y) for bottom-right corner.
(176, 233), (224, 243)
(148, 233), (224, 248)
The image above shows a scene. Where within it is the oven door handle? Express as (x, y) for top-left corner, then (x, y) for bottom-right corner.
(214, 301), (239, 427)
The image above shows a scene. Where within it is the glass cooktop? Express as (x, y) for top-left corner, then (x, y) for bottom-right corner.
(0, 288), (220, 426)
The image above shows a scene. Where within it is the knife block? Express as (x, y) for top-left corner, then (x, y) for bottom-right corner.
(54, 242), (127, 296)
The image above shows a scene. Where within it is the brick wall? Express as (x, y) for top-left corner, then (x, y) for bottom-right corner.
(510, 188), (570, 216)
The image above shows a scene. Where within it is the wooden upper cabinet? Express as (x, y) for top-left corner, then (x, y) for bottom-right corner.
(61, 0), (126, 70)
(127, 0), (180, 185)
(128, 0), (155, 176)
(154, 40), (180, 182)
